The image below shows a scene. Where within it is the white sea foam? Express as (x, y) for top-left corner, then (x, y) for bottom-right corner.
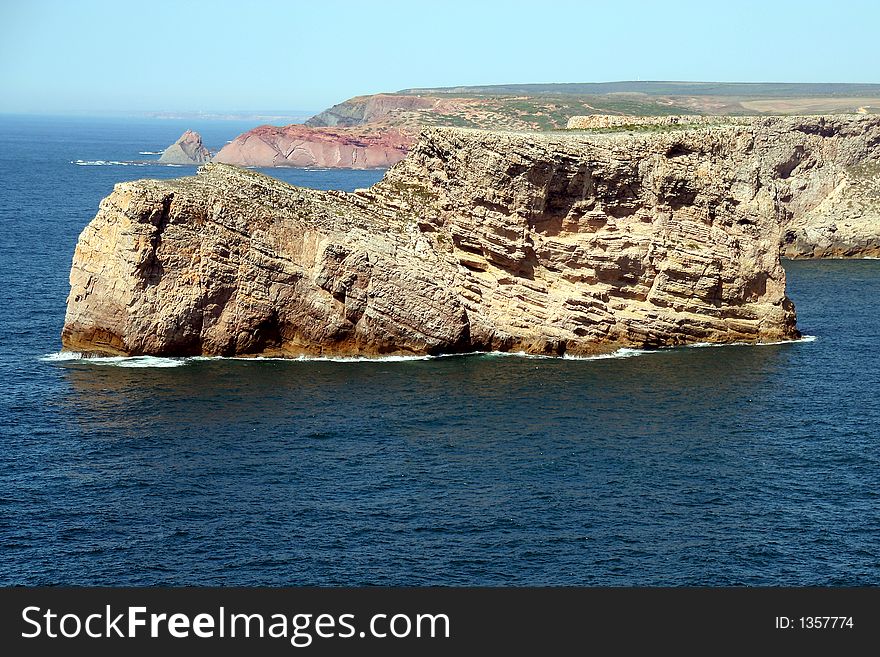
(45, 352), (433, 366)
(476, 351), (554, 360)
(684, 335), (817, 349)
(41, 336), (817, 368)
(72, 159), (148, 167)
(470, 349), (647, 361)
(72, 160), (188, 167)
(40, 352), (186, 368)
(292, 354), (431, 362)
(563, 347), (654, 360)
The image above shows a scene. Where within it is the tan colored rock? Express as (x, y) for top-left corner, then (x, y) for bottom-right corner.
(566, 115), (880, 258)
(62, 165), (468, 356)
(63, 116), (880, 358)
(781, 159), (880, 258)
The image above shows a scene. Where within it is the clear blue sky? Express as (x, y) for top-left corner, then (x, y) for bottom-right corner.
(1, 0), (877, 114)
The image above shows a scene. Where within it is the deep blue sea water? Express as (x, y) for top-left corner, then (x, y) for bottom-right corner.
(0, 115), (878, 586)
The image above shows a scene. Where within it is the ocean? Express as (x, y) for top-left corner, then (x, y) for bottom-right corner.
(0, 115), (878, 586)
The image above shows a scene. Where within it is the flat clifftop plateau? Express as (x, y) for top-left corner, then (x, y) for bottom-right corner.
(63, 115), (878, 358)
(566, 115), (749, 129)
(212, 124), (411, 169)
(158, 130), (212, 165)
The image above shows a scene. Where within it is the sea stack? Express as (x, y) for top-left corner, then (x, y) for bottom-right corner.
(158, 130), (212, 165)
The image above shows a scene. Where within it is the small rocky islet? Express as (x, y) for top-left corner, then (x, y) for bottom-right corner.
(157, 129), (212, 165)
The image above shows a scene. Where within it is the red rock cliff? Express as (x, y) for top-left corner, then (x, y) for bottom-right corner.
(213, 125), (412, 169)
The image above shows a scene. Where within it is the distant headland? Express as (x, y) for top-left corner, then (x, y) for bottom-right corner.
(164, 81), (880, 169)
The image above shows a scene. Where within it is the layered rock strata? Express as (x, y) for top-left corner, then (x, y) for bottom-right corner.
(212, 125), (411, 169)
(64, 116), (879, 358)
(566, 115), (880, 258)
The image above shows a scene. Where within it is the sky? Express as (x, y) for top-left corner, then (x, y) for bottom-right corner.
(1, 0), (878, 114)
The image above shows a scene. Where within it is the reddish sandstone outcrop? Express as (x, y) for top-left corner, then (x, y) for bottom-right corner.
(212, 125), (413, 169)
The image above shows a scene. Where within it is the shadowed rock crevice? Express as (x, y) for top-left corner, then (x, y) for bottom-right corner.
(136, 193), (173, 287)
(775, 146), (806, 179)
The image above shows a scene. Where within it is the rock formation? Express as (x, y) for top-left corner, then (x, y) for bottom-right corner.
(567, 114), (880, 258)
(158, 130), (212, 165)
(212, 124), (411, 169)
(305, 93), (437, 127)
(63, 116), (880, 358)
(780, 158), (880, 258)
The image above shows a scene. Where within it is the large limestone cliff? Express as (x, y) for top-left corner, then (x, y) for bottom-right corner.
(781, 158), (880, 258)
(63, 116), (879, 358)
(566, 114), (880, 258)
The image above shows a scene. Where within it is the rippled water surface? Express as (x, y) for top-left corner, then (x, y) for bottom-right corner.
(1, 116), (878, 585)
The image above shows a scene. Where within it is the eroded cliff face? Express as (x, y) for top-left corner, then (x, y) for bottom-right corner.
(305, 94), (437, 128)
(567, 114), (880, 258)
(212, 125), (411, 169)
(62, 165), (469, 357)
(780, 158), (880, 258)
(63, 116), (878, 358)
